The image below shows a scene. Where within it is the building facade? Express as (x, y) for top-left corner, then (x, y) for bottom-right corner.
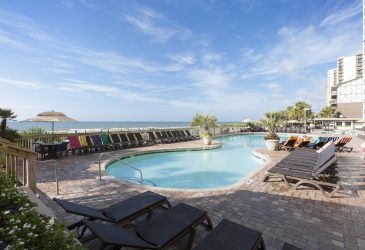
(326, 53), (364, 118)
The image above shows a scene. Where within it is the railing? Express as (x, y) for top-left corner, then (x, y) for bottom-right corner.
(98, 152), (155, 186)
(0, 137), (37, 192)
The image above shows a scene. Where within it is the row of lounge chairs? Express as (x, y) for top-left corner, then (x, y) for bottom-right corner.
(279, 136), (353, 152)
(66, 130), (199, 154)
(54, 191), (298, 249)
(264, 141), (340, 197)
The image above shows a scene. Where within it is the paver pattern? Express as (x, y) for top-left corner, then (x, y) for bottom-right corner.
(35, 136), (365, 250)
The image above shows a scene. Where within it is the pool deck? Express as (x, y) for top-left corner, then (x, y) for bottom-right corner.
(35, 136), (365, 250)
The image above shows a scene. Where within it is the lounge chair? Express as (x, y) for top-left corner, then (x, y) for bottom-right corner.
(54, 191), (171, 239)
(119, 133), (131, 147)
(81, 203), (213, 250)
(178, 130), (191, 141)
(148, 132), (160, 144)
(100, 134), (114, 149)
(166, 131), (178, 142)
(263, 142), (339, 197)
(194, 219), (265, 250)
(155, 131), (170, 143)
(185, 130), (199, 140)
(127, 133), (139, 147)
(308, 137), (328, 149)
(134, 132), (147, 146)
(293, 136), (312, 148)
(173, 130), (185, 141)
(335, 137), (353, 152)
(161, 131), (173, 143)
(109, 134), (124, 148)
(68, 135), (87, 154)
(79, 135), (92, 152)
(278, 136), (298, 151)
(55, 141), (69, 157)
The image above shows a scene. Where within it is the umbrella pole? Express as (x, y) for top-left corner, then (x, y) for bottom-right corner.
(52, 121), (54, 134)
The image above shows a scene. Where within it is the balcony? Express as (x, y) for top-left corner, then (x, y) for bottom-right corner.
(329, 99), (337, 105)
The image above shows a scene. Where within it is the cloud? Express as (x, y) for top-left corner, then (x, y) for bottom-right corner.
(262, 83), (281, 93)
(0, 78), (45, 89)
(320, 1), (362, 28)
(242, 8), (362, 79)
(167, 53), (196, 65)
(125, 6), (192, 42)
(60, 79), (162, 103)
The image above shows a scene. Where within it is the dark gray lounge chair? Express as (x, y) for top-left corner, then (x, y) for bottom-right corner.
(148, 132), (160, 144)
(263, 143), (339, 197)
(194, 219), (265, 250)
(119, 133), (131, 147)
(53, 191), (171, 239)
(134, 132), (147, 146)
(82, 203), (213, 250)
(155, 131), (170, 143)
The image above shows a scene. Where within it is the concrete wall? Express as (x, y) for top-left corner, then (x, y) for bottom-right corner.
(336, 102), (363, 117)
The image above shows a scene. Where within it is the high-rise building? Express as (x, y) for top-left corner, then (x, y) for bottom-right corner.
(326, 53), (364, 118)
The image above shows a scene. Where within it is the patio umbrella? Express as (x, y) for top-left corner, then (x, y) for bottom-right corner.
(287, 120), (300, 124)
(242, 118), (253, 123)
(23, 110), (77, 133)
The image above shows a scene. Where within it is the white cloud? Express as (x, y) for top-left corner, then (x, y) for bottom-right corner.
(125, 6), (192, 42)
(168, 53), (196, 65)
(242, 9), (362, 79)
(320, 1), (362, 28)
(0, 78), (45, 89)
(262, 83), (281, 93)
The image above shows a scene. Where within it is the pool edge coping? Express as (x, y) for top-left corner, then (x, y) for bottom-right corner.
(101, 134), (274, 194)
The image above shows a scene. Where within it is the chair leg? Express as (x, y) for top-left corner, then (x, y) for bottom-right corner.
(186, 227), (196, 250)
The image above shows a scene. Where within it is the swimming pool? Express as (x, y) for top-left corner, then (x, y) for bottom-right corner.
(106, 134), (271, 189)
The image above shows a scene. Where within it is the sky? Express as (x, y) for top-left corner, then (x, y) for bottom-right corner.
(0, 0), (362, 122)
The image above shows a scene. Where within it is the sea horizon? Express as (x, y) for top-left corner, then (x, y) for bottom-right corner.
(8, 121), (241, 132)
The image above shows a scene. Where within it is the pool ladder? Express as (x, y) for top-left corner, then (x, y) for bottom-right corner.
(98, 153), (156, 187)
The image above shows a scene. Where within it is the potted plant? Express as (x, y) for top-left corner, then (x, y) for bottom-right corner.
(260, 112), (283, 151)
(191, 113), (217, 145)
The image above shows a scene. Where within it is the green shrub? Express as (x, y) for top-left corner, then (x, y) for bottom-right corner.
(21, 127), (47, 136)
(0, 129), (20, 142)
(0, 170), (83, 249)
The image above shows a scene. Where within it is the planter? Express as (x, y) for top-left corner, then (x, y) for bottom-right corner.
(265, 139), (279, 151)
(202, 137), (212, 145)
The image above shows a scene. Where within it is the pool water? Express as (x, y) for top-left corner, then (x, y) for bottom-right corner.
(107, 134), (271, 189)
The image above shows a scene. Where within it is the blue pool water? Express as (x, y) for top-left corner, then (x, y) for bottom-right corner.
(106, 134), (270, 189)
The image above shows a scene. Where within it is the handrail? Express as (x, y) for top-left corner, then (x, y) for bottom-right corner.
(98, 152), (144, 183)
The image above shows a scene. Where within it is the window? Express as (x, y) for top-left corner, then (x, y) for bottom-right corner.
(336, 122), (343, 126)
(345, 122), (351, 127)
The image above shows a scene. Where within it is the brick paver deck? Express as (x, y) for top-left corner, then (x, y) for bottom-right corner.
(35, 137), (365, 250)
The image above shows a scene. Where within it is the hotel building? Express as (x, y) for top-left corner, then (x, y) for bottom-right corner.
(326, 53), (364, 119)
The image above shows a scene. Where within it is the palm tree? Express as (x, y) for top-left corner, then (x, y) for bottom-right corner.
(318, 106), (338, 118)
(261, 112), (284, 140)
(284, 102), (312, 122)
(0, 108), (17, 131)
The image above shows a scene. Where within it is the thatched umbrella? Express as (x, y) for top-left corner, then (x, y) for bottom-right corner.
(23, 110), (77, 133)
(242, 118), (253, 123)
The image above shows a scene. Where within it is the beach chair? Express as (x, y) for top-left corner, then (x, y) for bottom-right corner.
(134, 132), (147, 146)
(293, 136), (312, 148)
(179, 130), (192, 141)
(119, 133), (131, 147)
(185, 130), (199, 140)
(308, 137), (328, 149)
(79, 135), (92, 152)
(100, 134), (114, 149)
(263, 142), (339, 197)
(109, 134), (123, 148)
(194, 219), (266, 250)
(335, 137), (353, 152)
(92, 135), (110, 151)
(155, 131), (170, 143)
(126, 133), (140, 147)
(54, 191), (171, 240)
(67, 135), (86, 154)
(176, 130), (188, 141)
(161, 131), (174, 143)
(278, 136), (298, 151)
(148, 131), (160, 144)
(81, 203), (213, 249)
(166, 131), (178, 142)
(55, 141), (69, 157)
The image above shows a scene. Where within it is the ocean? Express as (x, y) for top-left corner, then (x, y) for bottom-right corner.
(8, 121), (238, 133)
